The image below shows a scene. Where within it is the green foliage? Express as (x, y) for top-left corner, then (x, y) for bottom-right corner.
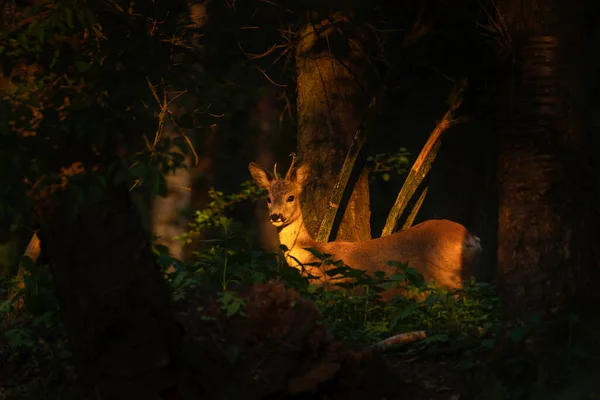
(0, 257), (74, 399)
(176, 181), (265, 246)
(367, 148), (412, 182)
(0, 1), (194, 223)
(218, 291), (248, 318)
(291, 250), (500, 349)
(166, 181), (501, 352)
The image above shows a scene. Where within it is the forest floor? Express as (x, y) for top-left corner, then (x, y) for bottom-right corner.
(0, 280), (495, 400)
(171, 280), (489, 400)
(0, 347), (482, 400)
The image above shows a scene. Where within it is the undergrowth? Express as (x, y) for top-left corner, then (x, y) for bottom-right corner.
(0, 178), (501, 399)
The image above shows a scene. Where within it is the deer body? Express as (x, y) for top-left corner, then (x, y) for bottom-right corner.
(249, 159), (482, 299)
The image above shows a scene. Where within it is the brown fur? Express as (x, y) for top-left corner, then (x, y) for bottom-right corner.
(249, 160), (482, 300)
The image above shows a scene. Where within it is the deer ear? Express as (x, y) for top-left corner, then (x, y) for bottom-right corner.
(294, 162), (311, 187)
(248, 162), (272, 190)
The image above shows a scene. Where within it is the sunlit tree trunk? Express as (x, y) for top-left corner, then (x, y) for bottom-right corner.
(296, 10), (371, 241)
(495, 0), (595, 357)
(151, 104), (193, 262)
(34, 180), (182, 399)
(152, 162), (192, 260)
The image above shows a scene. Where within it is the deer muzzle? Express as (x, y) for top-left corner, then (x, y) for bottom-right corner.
(269, 213), (286, 226)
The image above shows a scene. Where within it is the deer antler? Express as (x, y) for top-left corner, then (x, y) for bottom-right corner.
(286, 153), (297, 180)
(273, 163), (278, 179)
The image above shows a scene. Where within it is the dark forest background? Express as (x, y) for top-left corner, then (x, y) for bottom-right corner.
(2, 0), (600, 399)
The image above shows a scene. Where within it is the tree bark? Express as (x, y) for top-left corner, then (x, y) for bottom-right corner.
(296, 11), (371, 242)
(34, 181), (183, 400)
(495, 0), (595, 355)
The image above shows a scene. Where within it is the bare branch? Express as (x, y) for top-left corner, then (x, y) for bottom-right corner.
(255, 66), (287, 87)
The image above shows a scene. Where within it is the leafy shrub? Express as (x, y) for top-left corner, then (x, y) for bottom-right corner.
(0, 257), (75, 399)
(167, 180), (501, 350)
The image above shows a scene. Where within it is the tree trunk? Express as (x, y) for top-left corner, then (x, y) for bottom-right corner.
(151, 103), (193, 262)
(295, 11), (371, 242)
(152, 161), (192, 261)
(34, 181), (183, 399)
(495, 0), (595, 357)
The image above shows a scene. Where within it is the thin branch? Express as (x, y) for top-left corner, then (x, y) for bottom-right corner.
(194, 103), (225, 118)
(9, 10), (51, 34)
(255, 66), (287, 87)
(402, 186), (428, 230)
(178, 128), (200, 166)
(237, 41), (288, 60)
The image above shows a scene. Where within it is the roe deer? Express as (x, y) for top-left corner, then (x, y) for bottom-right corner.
(248, 158), (482, 300)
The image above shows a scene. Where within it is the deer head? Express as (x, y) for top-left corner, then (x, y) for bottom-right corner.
(248, 156), (310, 228)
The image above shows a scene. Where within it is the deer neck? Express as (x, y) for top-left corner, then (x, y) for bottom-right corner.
(277, 215), (317, 266)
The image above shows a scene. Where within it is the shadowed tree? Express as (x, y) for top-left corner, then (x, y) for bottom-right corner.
(0, 1), (196, 397)
(494, 0), (597, 367)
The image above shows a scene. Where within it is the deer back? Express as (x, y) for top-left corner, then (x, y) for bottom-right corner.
(315, 219), (481, 296)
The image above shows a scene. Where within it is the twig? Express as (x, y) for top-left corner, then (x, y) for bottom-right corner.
(238, 42), (287, 60)
(255, 66), (287, 87)
(9, 10), (51, 34)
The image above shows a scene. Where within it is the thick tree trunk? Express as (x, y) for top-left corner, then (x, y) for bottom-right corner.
(295, 11), (371, 242)
(35, 181), (182, 399)
(496, 0), (595, 355)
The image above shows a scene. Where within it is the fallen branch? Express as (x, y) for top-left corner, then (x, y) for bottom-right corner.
(381, 79), (468, 237)
(371, 330), (428, 350)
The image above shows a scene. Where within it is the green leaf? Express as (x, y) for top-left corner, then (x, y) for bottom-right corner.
(64, 7), (74, 28)
(225, 345), (240, 364)
(226, 301), (241, 316)
(75, 60), (91, 72)
(83, 8), (96, 25)
(509, 326), (530, 344)
(37, 28), (45, 44)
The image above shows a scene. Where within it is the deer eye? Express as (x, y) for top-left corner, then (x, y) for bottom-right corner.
(267, 197), (272, 204)
(287, 195), (295, 202)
